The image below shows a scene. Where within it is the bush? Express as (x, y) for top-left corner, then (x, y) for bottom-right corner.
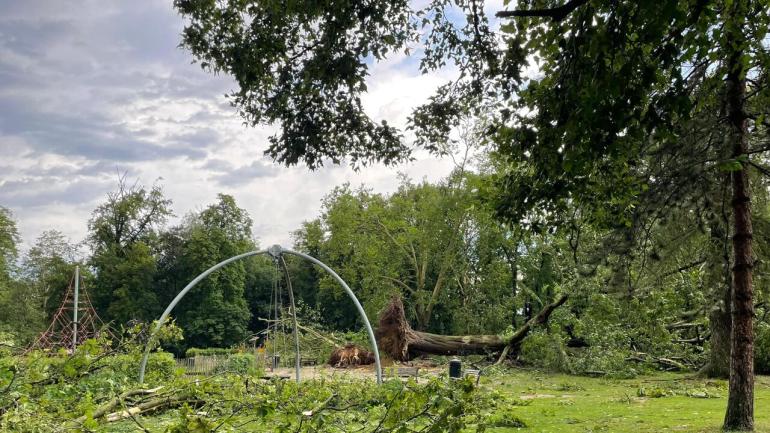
(755, 321), (770, 374)
(519, 331), (572, 373)
(185, 347), (239, 357)
(215, 353), (259, 375)
(100, 351), (177, 383)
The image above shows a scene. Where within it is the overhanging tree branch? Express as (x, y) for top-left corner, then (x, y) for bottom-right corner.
(496, 0), (589, 21)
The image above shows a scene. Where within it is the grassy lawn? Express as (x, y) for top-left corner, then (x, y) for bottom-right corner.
(487, 371), (770, 432)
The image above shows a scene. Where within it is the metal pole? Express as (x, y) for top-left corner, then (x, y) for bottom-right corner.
(281, 248), (382, 384)
(73, 265), (79, 351)
(279, 255), (302, 382)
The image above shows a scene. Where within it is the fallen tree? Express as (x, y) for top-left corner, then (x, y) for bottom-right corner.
(376, 294), (569, 361)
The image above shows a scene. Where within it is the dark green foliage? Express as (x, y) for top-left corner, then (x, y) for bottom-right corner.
(22, 230), (86, 320)
(88, 178), (171, 324)
(175, 0), (414, 168)
(0, 208), (46, 346)
(756, 322), (770, 375)
(185, 347), (240, 358)
(215, 353), (258, 375)
(161, 194), (254, 349)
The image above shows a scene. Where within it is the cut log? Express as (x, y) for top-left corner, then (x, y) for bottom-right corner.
(376, 294), (568, 361)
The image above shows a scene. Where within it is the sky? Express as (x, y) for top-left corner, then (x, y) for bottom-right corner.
(0, 0), (505, 253)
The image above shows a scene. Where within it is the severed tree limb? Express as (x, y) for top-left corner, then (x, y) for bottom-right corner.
(496, 0), (589, 21)
(376, 294), (568, 361)
(494, 344), (512, 366)
(506, 294), (569, 349)
(74, 387), (164, 424)
(105, 395), (203, 422)
(627, 353), (688, 371)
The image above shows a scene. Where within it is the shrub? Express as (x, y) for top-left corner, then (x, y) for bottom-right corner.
(100, 351), (176, 383)
(519, 331), (572, 373)
(185, 347), (239, 357)
(215, 353), (259, 375)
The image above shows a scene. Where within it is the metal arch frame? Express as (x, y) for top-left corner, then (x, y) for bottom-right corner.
(137, 245), (382, 384)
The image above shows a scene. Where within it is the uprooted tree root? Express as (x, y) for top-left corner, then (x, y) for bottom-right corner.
(328, 344), (375, 367)
(376, 295), (569, 362)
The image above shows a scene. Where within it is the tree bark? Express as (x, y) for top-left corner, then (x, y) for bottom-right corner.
(703, 302), (732, 378)
(723, 2), (754, 429)
(700, 219), (732, 378)
(376, 295), (568, 361)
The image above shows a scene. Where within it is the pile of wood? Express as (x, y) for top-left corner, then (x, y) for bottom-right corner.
(328, 343), (375, 367)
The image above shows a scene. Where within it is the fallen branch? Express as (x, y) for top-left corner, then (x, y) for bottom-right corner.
(674, 335), (710, 345)
(75, 387), (164, 424)
(105, 395), (203, 422)
(626, 353), (688, 371)
(297, 323), (344, 348)
(506, 294), (569, 349)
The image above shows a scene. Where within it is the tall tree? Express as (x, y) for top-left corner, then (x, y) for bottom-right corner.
(489, 2), (769, 429)
(88, 178), (172, 325)
(294, 175), (517, 334)
(22, 230), (83, 319)
(0, 207), (45, 345)
(163, 194), (254, 349)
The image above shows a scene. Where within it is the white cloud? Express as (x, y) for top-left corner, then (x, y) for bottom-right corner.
(0, 0), (475, 254)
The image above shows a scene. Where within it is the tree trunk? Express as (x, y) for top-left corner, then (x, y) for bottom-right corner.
(700, 219), (732, 378)
(723, 2), (754, 429)
(500, 242), (520, 328)
(376, 295), (568, 361)
(703, 302), (732, 378)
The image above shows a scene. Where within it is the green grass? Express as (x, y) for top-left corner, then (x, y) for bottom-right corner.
(485, 371), (770, 432)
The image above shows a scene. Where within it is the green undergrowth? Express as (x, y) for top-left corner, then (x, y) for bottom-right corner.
(3, 345), (770, 432)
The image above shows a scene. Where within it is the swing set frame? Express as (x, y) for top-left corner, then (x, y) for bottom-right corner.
(137, 245), (382, 384)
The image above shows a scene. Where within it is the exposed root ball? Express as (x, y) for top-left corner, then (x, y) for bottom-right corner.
(328, 344), (375, 367)
(375, 296), (417, 361)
